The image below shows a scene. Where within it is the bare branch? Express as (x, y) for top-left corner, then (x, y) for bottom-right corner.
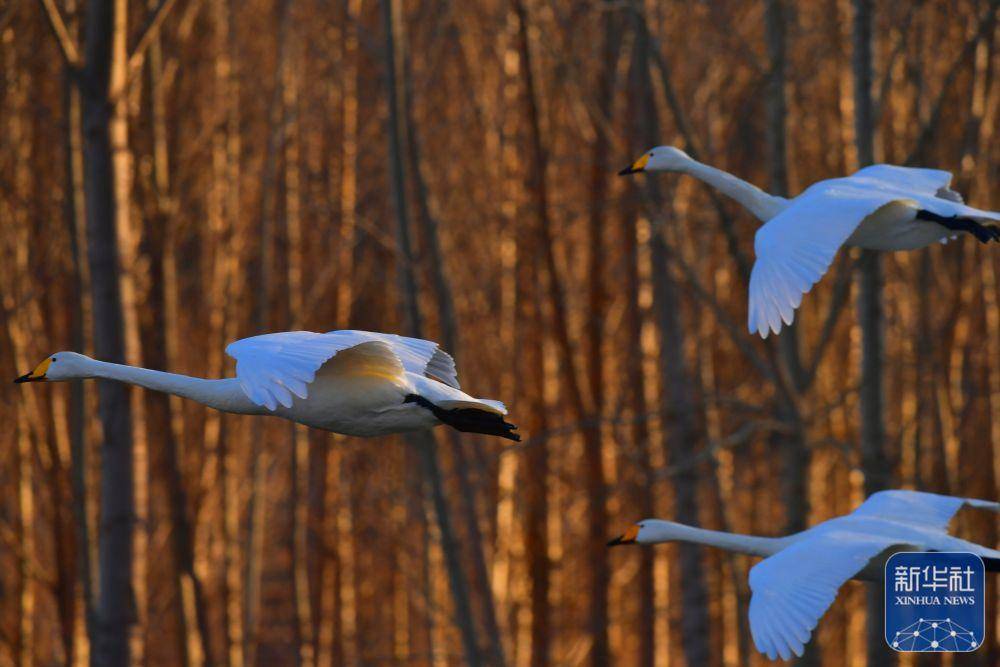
(643, 26), (754, 284)
(906, 0), (1000, 164)
(125, 0), (181, 84)
(37, 0), (81, 67)
(660, 235), (779, 385)
(873, 2), (922, 123)
(803, 256), (856, 387)
(0, 1), (21, 33)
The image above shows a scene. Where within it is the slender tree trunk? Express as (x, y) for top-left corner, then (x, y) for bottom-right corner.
(381, 2), (482, 665)
(402, 32), (506, 667)
(852, 2), (892, 664)
(244, 4), (292, 663)
(501, 7), (550, 661)
(763, 12), (817, 667)
(624, 18), (655, 666)
(80, 1), (135, 665)
(141, 15), (213, 663)
(582, 10), (619, 666)
(629, 9), (713, 665)
(63, 11), (97, 653)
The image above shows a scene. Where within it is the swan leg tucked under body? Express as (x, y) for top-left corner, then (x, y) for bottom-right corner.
(609, 490), (1000, 661)
(620, 146), (1000, 337)
(15, 330), (520, 441)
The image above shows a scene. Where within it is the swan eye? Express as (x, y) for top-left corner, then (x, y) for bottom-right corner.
(51, 357), (57, 362)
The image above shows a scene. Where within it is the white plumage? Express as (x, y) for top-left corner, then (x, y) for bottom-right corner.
(609, 490), (1000, 661)
(620, 147), (1000, 338)
(16, 329), (519, 441)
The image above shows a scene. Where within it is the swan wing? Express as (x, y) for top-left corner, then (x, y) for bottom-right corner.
(850, 490), (1000, 532)
(748, 531), (898, 660)
(852, 164), (999, 222)
(329, 330), (461, 389)
(226, 330), (407, 410)
(749, 165), (1000, 337)
(852, 164), (953, 194)
(749, 181), (879, 337)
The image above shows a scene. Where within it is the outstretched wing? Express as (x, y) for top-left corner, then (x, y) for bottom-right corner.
(853, 164), (953, 194)
(342, 331), (460, 389)
(748, 531), (899, 661)
(226, 330), (460, 410)
(226, 331), (407, 410)
(749, 180), (884, 337)
(749, 164), (999, 338)
(850, 490), (1000, 532)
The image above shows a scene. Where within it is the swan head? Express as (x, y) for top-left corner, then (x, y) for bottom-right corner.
(618, 146), (691, 175)
(607, 519), (679, 546)
(14, 351), (94, 383)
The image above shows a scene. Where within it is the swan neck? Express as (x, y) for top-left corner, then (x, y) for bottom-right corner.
(88, 360), (260, 414)
(652, 522), (785, 557)
(680, 158), (786, 221)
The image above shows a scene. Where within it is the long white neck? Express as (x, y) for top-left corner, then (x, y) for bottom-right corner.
(84, 359), (262, 415)
(643, 521), (789, 557)
(679, 158), (788, 222)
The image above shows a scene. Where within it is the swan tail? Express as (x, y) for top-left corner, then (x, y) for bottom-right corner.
(404, 394), (520, 442)
(916, 209), (1000, 244)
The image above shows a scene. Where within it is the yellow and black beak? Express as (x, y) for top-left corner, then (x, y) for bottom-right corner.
(607, 523), (640, 547)
(618, 153), (649, 176)
(14, 358), (51, 384)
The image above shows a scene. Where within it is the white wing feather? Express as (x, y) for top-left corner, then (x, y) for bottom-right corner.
(749, 187), (874, 338)
(356, 331), (461, 389)
(748, 532), (896, 660)
(749, 489), (1000, 659)
(749, 164), (998, 337)
(850, 489), (1000, 532)
(226, 329), (461, 410)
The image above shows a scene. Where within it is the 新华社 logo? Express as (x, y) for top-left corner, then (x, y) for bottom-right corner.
(885, 552), (985, 652)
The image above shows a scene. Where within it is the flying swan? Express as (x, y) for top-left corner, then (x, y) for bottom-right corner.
(608, 489), (1000, 660)
(15, 330), (520, 441)
(620, 147), (1000, 337)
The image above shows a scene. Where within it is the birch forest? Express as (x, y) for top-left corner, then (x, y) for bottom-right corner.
(1, 0), (999, 665)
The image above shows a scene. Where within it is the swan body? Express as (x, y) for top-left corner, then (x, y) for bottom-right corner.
(608, 489), (1000, 661)
(15, 330), (519, 441)
(621, 147), (1000, 337)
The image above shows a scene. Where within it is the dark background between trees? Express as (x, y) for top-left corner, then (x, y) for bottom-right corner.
(1, 0), (998, 665)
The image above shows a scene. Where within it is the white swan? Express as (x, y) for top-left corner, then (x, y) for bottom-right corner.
(15, 330), (520, 441)
(620, 147), (1000, 337)
(608, 490), (1000, 660)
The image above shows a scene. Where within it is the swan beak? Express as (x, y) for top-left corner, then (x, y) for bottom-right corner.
(618, 153), (649, 176)
(607, 524), (640, 547)
(14, 358), (51, 383)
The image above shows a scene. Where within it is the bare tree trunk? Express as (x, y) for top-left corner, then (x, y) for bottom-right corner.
(401, 30), (506, 667)
(244, 3), (292, 663)
(851, 2), (892, 664)
(141, 13), (213, 663)
(623, 19), (655, 666)
(582, 10), (620, 666)
(501, 10), (551, 659)
(763, 11), (818, 666)
(628, 9), (713, 665)
(63, 8), (97, 652)
(381, 2), (483, 665)
(78, 0), (136, 664)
